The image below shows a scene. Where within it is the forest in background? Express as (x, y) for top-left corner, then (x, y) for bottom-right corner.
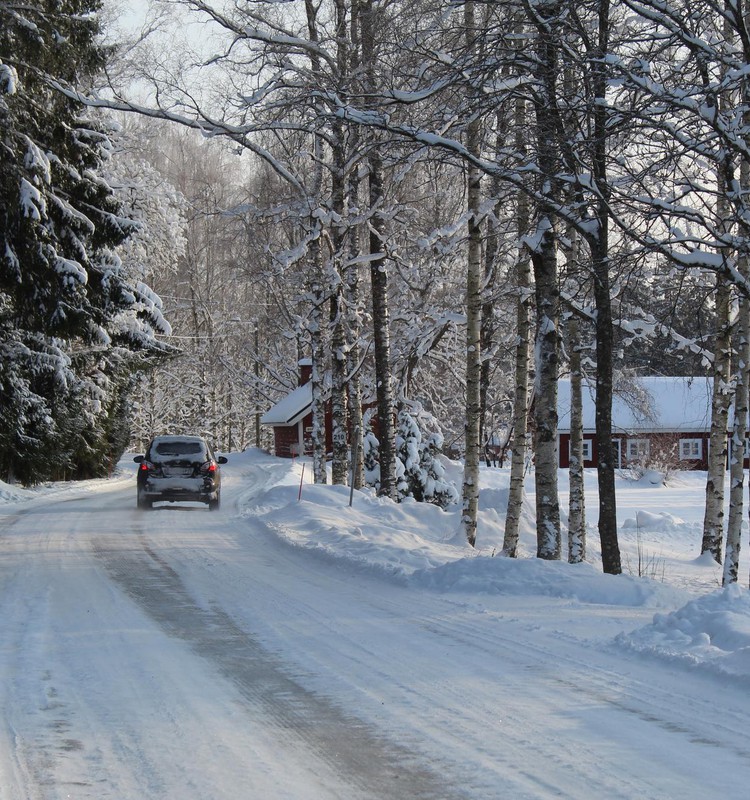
(3, 0), (750, 582)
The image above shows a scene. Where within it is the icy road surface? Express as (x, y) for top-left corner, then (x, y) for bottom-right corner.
(1, 455), (749, 799)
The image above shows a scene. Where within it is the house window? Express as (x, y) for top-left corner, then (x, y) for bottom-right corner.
(679, 439), (703, 460)
(568, 439), (593, 462)
(626, 439), (650, 461)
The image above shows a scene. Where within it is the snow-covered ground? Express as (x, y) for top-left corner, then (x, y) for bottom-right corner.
(1, 449), (749, 799)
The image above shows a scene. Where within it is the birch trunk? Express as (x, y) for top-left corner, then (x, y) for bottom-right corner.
(346, 166), (365, 490)
(725, 98), (750, 582)
(367, 149), (397, 499)
(330, 285), (349, 485)
(502, 159), (532, 557)
(502, 15), (532, 558)
(480, 153), (501, 450)
(702, 275), (732, 562)
(567, 315), (586, 563)
(303, 2), (328, 485)
(309, 237), (328, 485)
(530, 0), (561, 560)
(531, 228), (561, 560)
(360, 0), (396, 498)
(460, 0), (482, 548)
(724, 292), (749, 584)
(329, 0), (353, 486)
(329, 135), (349, 484)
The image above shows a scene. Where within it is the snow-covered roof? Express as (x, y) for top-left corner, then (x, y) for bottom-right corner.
(260, 382), (313, 427)
(558, 376), (714, 434)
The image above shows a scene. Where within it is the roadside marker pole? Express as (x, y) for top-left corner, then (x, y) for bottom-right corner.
(298, 463), (305, 501)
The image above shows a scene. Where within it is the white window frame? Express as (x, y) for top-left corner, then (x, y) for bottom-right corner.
(679, 438), (703, 460)
(626, 438), (650, 461)
(568, 439), (593, 462)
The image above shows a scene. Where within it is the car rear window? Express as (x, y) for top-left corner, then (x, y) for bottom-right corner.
(154, 441), (204, 456)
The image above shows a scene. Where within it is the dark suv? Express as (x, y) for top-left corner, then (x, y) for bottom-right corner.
(134, 435), (227, 511)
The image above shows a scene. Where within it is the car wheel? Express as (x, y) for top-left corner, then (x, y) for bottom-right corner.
(137, 491), (152, 510)
(208, 495), (220, 511)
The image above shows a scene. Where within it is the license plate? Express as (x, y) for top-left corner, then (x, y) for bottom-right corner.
(163, 466), (193, 477)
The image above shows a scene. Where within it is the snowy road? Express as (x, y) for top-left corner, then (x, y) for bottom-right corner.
(1, 455), (749, 799)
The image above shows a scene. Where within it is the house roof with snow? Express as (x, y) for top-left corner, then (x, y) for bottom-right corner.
(260, 382), (313, 427)
(558, 376), (714, 434)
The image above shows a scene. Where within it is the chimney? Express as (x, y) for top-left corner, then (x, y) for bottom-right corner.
(298, 358), (312, 386)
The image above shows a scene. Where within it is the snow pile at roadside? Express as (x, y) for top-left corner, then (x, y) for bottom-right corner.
(250, 481), (468, 577)
(412, 554), (687, 607)
(246, 459), (683, 609)
(239, 451), (750, 681)
(621, 510), (686, 531)
(0, 480), (33, 503)
(617, 585), (750, 679)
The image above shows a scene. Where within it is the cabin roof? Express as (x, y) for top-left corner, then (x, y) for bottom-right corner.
(558, 376), (714, 434)
(260, 382), (313, 427)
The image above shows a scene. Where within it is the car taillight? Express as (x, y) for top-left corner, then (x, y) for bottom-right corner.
(140, 461), (154, 472)
(200, 460), (217, 474)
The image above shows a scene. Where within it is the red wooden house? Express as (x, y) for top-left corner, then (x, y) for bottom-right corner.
(261, 360), (376, 458)
(261, 360), (319, 457)
(557, 376), (720, 470)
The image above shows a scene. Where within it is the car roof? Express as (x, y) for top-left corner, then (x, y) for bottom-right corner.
(149, 435), (207, 444)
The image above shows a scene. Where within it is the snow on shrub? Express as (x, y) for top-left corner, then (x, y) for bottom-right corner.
(395, 409), (459, 509)
(362, 405), (458, 509)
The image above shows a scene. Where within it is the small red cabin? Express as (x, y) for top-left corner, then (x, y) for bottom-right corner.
(557, 376), (731, 471)
(261, 359), (375, 458)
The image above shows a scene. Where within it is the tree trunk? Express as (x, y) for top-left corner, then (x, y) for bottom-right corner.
(480, 116), (503, 452)
(531, 228), (561, 560)
(360, 0), (396, 499)
(347, 0), (365, 490)
(346, 179), (365, 491)
(724, 292), (749, 584)
(702, 275), (732, 562)
(461, 0), (482, 548)
(330, 285), (349, 485)
(329, 124), (349, 485)
(530, 0), (561, 560)
(367, 151), (397, 499)
(309, 237), (328, 485)
(725, 96), (750, 583)
(567, 314), (586, 563)
(591, 0), (621, 574)
(328, 0), (353, 486)
(502, 126), (532, 558)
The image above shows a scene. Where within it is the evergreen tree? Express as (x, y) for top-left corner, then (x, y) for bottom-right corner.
(362, 410), (381, 492)
(395, 409), (459, 509)
(0, 0), (170, 483)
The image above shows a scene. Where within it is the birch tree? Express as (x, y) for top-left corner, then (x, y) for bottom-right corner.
(724, 291), (749, 583)
(566, 315), (587, 563)
(527, 0), (563, 560)
(459, 0), (483, 547)
(502, 13), (533, 559)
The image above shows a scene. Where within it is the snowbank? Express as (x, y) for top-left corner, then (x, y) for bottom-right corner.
(412, 555), (686, 607)
(237, 451), (750, 683)
(0, 480), (34, 503)
(618, 585), (750, 680)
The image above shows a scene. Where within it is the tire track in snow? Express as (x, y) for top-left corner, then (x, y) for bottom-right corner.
(220, 529), (750, 800)
(94, 533), (471, 800)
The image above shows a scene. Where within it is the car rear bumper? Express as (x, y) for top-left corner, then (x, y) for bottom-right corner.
(141, 477), (219, 503)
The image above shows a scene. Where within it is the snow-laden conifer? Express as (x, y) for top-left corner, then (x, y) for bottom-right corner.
(0, 0), (170, 482)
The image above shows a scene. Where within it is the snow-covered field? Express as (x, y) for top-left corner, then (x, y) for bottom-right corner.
(1, 449), (749, 799)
